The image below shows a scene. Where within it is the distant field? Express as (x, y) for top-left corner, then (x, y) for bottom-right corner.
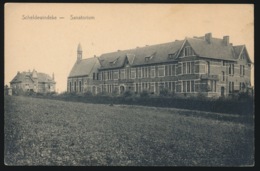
(4, 96), (254, 166)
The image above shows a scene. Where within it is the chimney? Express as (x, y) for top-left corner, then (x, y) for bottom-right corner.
(52, 72), (55, 80)
(205, 33), (212, 44)
(223, 36), (229, 46)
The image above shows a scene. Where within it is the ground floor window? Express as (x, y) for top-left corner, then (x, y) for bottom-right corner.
(208, 80), (216, 92)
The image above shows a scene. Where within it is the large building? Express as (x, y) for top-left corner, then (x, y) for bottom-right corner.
(67, 33), (252, 97)
(10, 69), (56, 94)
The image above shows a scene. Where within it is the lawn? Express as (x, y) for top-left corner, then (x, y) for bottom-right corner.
(4, 96), (254, 166)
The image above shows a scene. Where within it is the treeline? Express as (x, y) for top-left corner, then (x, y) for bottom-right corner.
(21, 90), (254, 116)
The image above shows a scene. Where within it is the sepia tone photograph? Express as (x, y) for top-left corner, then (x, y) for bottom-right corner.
(4, 3), (254, 166)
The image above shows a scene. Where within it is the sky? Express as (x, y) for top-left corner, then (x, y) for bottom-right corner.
(5, 3), (254, 93)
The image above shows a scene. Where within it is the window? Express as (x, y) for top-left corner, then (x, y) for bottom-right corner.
(165, 65), (169, 76)
(240, 65), (245, 76)
(205, 61), (210, 74)
(96, 73), (99, 80)
(222, 71), (225, 81)
(138, 83), (141, 93)
(172, 82), (176, 92)
(137, 68), (142, 78)
(183, 46), (194, 57)
(74, 82), (77, 92)
(93, 73), (95, 80)
(113, 70), (119, 80)
(183, 81), (186, 92)
(240, 82), (245, 90)
(183, 63), (186, 74)
(191, 81), (195, 92)
(187, 81), (190, 92)
(150, 82), (155, 93)
(159, 82), (165, 91)
(142, 67), (148, 78)
(207, 80), (217, 92)
(187, 62), (191, 74)
(229, 64), (234, 76)
(120, 69), (125, 79)
(168, 65), (172, 76)
(69, 82), (72, 92)
(158, 65), (165, 77)
(172, 65), (176, 76)
(168, 54), (175, 59)
(131, 68), (136, 79)
(107, 71), (113, 80)
(79, 81), (82, 92)
(191, 62), (194, 74)
(229, 81), (234, 93)
(176, 82), (181, 92)
(150, 66), (155, 78)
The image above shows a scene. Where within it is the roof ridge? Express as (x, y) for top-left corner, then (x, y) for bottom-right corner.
(100, 40), (185, 56)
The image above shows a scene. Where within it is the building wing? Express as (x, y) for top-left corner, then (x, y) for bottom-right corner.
(68, 57), (99, 77)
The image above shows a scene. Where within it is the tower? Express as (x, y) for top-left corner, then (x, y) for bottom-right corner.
(77, 43), (82, 62)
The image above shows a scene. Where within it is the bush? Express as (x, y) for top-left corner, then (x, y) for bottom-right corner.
(122, 90), (133, 98)
(140, 90), (150, 98)
(83, 91), (93, 97)
(159, 88), (169, 97)
(97, 91), (109, 97)
(238, 92), (253, 101)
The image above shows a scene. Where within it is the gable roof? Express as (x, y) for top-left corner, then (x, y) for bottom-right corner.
(233, 45), (244, 59)
(233, 45), (252, 63)
(68, 57), (100, 78)
(10, 71), (55, 84)
(181, 37), (237, 61)
(99, 40), (184, 69)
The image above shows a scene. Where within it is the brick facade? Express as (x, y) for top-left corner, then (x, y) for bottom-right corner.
(67, 33), (252, 97)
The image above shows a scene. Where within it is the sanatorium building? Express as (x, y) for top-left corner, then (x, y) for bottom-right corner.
(67, 33), (252, 97)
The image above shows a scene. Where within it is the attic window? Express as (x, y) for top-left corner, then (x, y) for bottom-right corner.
(241, 52), (246, 60)
(145, 53), (155, 62)
(110, 57), (119, 65)
(145, 56), (151, 62)
(182, 46), (194, 57)
(168, 53), (175, 59)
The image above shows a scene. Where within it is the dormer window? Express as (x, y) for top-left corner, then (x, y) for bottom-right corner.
(145, 57), (150, 62)
(182, 46), (194, 57)
(168, 53), (175, 59)
(241, 52), (246, 60)
(110, 57), (120, 65)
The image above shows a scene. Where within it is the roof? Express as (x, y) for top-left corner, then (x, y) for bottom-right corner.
(68, 57), (100, 77)
(185, 37), (237, 61)
(233, 45), (244, 59)
(99, 40), (184, 69)
(10, 71), (55, 84)
(71, 34), (251, 71)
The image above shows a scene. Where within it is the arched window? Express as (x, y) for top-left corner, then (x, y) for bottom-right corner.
(69, 82), (72, 92)
(74, 81), (77, 92)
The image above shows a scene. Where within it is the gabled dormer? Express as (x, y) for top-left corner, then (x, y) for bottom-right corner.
(239, 46), (252, 64)
(176, 40), (196, 58)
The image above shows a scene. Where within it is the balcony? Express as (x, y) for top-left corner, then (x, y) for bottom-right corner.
(200, 74), (219, 80)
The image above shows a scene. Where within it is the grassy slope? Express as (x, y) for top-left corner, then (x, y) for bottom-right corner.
(4, 96), (254, 166)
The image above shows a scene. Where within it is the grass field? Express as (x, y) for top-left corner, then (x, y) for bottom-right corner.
(4, 96), (254, 166)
